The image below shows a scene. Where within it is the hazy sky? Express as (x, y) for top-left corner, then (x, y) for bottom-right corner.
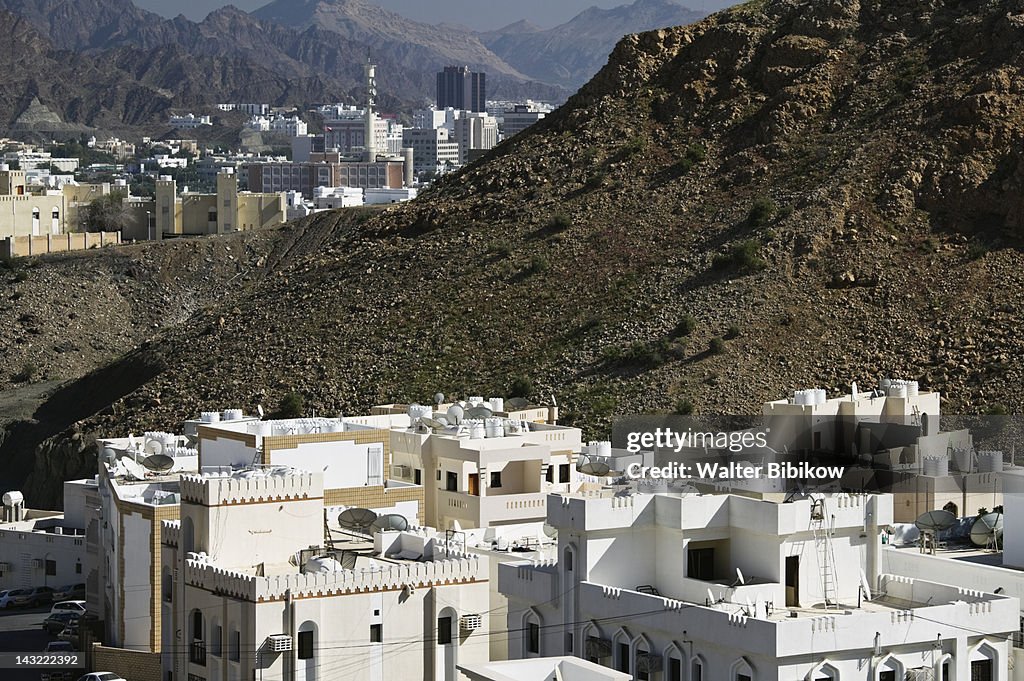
(136, 0), (737, 30)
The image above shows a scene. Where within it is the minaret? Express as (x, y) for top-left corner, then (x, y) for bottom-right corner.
(364, 59), (377, 163)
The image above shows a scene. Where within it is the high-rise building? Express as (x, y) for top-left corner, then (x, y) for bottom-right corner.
(436, 66), (486, 113)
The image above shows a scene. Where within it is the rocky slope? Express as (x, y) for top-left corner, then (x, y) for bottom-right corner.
(5, 0), (1024, 505)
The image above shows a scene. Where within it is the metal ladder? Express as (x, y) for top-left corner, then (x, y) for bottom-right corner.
(810, 498), (838, 609)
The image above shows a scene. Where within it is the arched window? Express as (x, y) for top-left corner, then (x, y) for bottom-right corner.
(690, 655), (707, 681)
(189, 609), (206, 665)
(613, 629), (631, 674)
(564, 547), (574, 572)
(663, 642), (684, 681)
(182, 516), (195, 554)
(936, 653), (954, 681)
(297, 620), (317, 681)
(731, 657), (754, 681)
(877, 654), (903, 681)
(808, 661), (839, 680)
(439, 607), (458, 681)
(523, 610), (542, 657)
(969, 641), (998, 681)
(634, 635), (659, 681)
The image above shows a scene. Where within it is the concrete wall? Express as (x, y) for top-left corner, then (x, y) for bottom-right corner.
(0, 231), (120, 257)
(92, 644), (162, 681)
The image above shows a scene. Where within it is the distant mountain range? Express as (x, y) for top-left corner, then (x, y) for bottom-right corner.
(0, 0), (705, 133)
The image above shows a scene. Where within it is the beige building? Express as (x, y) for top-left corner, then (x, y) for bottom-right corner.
(141, 168), (286, 240)
(1, 164), (123, 239)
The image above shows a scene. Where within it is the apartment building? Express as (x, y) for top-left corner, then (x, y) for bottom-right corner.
(382, 397), (582, 531)
(161, 467), (490, 681)
(247, 158), (407, 194)
(501, 491), (1018, 680)
(194, 412), (424, 517)
(763, 380), (1002, 521)
(169, 114), (212, 128)
(401, 127), (461, 174)
(454, 113), (499, 164)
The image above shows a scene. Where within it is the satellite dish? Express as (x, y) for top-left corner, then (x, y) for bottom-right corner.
(144, 439), (164, 456)
(542, 523), (557, 539)
(127, 433), (138, 451)
(420, 417), (446, 432)
(257, 404), (264, 418)
(446, 404), (464, 425)
(434, 393), (445, 406)
(551, 394), (557, 407)
(506, 397), (529, 410)
(859, 568), (872, 601)
(914, 510), (957, 532)
(577, 459), (611, 477)
(338, 508), (378, 533)
(466, 406), (493, 419)
(120, 456), (148, 480)
(435, 416), (449, 426)
(970, 513), (1004, 548)
(707, 588), (716, 605)
(370, 514), (409, 534)
(735, 568), (745, 585)
(142, 454), (175, 472)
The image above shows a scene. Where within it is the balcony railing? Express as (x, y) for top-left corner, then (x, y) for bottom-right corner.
(189, 641), (207, 666)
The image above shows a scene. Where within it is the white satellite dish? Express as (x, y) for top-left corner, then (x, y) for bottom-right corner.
(127, 433), (138, 451)
(257, 404), (264, 418)
(735, 567), (745, 585)
(120, 456), (148, 481)
(446, 404), (464, 425)
(144, 439), (164, 456)
(859, 568), (872, 601)
(542, 523), (558, 539)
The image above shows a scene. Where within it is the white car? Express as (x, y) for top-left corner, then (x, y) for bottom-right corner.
(75, 674), (126, 681)
(0, 589), (27, 608)
(49, 600), (87, 616)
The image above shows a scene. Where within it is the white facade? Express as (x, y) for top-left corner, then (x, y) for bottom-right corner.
(162, 468), (490, 681)
(170, 114), (213, 128)
(313, 185), (364, 209)
(387, 399), (581, 531)
(365, 187), (417, 204)
(454, 113), (499, 164)
(501, 492), (1018, 681)
(402, 128), (461, 174)
(459, 657), (631, 681)
(0, 485), (87, 591)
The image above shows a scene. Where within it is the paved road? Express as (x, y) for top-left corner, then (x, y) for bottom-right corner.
(0, 605), (79, 681)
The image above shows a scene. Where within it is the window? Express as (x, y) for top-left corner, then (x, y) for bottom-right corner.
(211, 625), (222, 657)
(564, 633), (573, 653)
(446, 472), (458, 491)
(564, 548), (573, 572)
(75, 561), (82, 575)
(738, 676), (752, 681)
(528, 622), (539, 654)
(490, 472), (502, 488)
(617, 643), (630, 673)
(971, 659), (993, 681)
(229, 630), (240, 662)
(414, 469), (422, 485)
(436, 470), (441, 481)
(297, 630), (313, 659)
(669, 657), (682, 681)
(546, 467), (554, 483)
(559, 463), (570, 483)
(943, 662), (950, 681)
(692, 660), (703, 681)
(879, 672), (896, 681)
(437, 616), (452, 645)
(45, 560), (56, 576)
(370, 624), (382, 643)
(688, 547), (715, 581)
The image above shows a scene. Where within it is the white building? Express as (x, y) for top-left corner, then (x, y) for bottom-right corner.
(0, 486), (87, 591)
(383, 397), (582, 531)
(161, 467), (490, 681)
(269, 115), (308, 137)
(501, 491), (1018, 681)
(414, 107), (462, 132)
(365, 187), (417, 204)
(401, 128), (461, 175)
(218, 103), (269, 116)
(313, 185), (364, 209)
(454, 113), (499, 164)
(169, 114), (213, 128)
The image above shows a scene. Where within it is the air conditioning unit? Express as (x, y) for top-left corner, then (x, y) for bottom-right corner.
(392, 465), (411, 478)
(459, 614), (482, 632)
(31, 559), (44, 569)
(266, 635), (292, 652)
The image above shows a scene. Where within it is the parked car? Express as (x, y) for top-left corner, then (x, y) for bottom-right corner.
(75, 674), (126, 681)
(51, 584), (85, 602)
(39, 641), (76, 681)
(42, 611), (79, 635)
(48, 601), (86, 616)
(14, 586), (55, 607)
(0, 588), (28, 608)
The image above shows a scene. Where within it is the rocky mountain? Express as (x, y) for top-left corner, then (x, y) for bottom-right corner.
(481, 0), (706, 88)
(6, 0), (1024, 505)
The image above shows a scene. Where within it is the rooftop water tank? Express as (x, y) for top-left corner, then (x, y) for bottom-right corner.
(2, 491), (24, 507)
(978, 451), (1004, 473)
(222, 408), (243, 421)
(489, 397), (505, 412)
(201, 411), (221, 423)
